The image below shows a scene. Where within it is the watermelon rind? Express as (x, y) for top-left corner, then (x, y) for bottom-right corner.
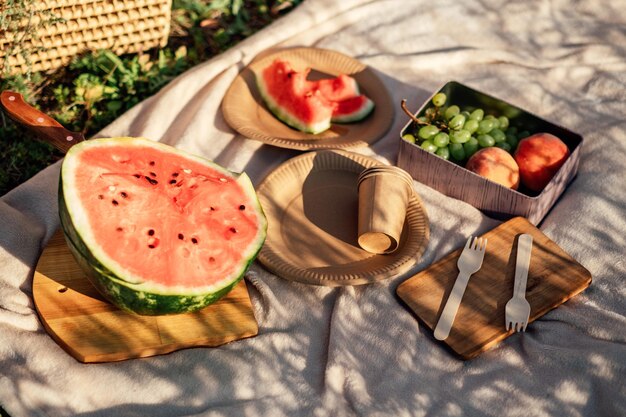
(256, 72), (331, 134)
(59, 137), (267, 315)
(331, 96), (375, 124)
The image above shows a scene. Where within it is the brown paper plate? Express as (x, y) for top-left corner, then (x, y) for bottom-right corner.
(221, 47), (394, 150)
(256, 150), (430, 286)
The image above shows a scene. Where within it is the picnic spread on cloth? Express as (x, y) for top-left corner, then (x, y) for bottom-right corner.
(1, 0), (625, 416)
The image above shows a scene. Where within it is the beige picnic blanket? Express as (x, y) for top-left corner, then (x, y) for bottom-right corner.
(1, 0), (625, 415)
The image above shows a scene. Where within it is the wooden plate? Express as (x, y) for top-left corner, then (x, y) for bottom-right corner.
(256, 150), (430, 286)
(33, 231), (258, 363)
(221, 47), (394, 150)
(397, 217), (592, 360)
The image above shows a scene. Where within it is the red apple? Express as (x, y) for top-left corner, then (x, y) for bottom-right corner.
(466, 147), (520, 189)
(514, 133), (569, 192)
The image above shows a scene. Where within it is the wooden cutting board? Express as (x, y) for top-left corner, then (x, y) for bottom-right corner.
(397, 217), (591, 360)
(33, 230), (259, 363)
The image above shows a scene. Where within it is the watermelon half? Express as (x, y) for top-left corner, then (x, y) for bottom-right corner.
(59, 137), (267, 315)
(256, 59), (375, 134)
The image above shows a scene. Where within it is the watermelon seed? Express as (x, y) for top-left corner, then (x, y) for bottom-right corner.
(116, 227), (123, 232)
(191, 237), (198, 244)
(133, 174), (141, 178)
(120, 192), (128, 198)
(148, 237), (159, 248)
(210, 207), (215, 211)
(149, 172), (157, 177)
(58, 286), (68, 293)
(148, 229), (155, 236)
(98, 195), (104, 199)
(148, 244), (155, 249)
(178, 233), (184, 240)
(209, 257), (215, 262)
(230, 227), (237, 233)
(169, 179), (177, 184)
(172, 172), (179, 177)
(112, 200), (119, 206)
(144, 176), (158, 185)
(239, 205), (246, 210)
(149, 161), (155, 166)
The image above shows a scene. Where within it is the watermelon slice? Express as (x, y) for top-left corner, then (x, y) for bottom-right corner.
(331, 95), (375, 123)
(256, 60), (332, 134)
(59, 137), (267, 315)
(256, 59), (375, 134)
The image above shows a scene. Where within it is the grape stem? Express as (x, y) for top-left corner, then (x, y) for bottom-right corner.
(401, 99), (425, 125)
(401, 99), (449, 130)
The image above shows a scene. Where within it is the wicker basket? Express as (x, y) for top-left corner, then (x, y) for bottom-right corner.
(0, 0), (172, 74)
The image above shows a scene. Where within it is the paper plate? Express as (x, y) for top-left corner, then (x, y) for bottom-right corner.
(221, 47), (394, 150)
(256, 150), (430, 286)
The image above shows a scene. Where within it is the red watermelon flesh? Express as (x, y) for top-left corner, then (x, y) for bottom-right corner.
(60, 137), (267, 315)
(315, 74), (360, 102)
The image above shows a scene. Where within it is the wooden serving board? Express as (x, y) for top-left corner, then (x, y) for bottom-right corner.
(397, 217), (591, 360)
(33, 231), (259, 363)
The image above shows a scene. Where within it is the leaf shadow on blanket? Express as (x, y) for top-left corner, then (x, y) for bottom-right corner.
(3, 35), (626, 414)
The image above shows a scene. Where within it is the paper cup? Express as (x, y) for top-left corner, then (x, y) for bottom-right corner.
(357, 166), (413, 254)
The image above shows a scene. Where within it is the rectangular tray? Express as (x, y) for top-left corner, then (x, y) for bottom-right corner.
(396, 217), (591, 360)
(397, 81), (584, 225)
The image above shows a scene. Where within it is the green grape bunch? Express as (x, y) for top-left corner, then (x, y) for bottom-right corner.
(401, 93), (530, 164)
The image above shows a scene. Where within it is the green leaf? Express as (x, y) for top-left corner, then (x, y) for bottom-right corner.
(175, 46), (187, 60)
(102, 49), (128, 74)
(106, 100), (123, 112)
(232, 0), (243, 16)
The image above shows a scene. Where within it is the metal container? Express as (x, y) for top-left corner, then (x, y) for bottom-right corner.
(397, 81), (583, 225)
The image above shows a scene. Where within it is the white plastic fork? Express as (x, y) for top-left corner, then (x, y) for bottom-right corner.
(505, 234), (533, 332)
(434, 236), (487, 341)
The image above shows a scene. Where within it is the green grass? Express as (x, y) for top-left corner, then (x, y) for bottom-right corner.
(0, 0), (302, 196)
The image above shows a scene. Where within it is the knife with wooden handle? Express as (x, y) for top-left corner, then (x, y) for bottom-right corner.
(1, 91), (85, 153)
